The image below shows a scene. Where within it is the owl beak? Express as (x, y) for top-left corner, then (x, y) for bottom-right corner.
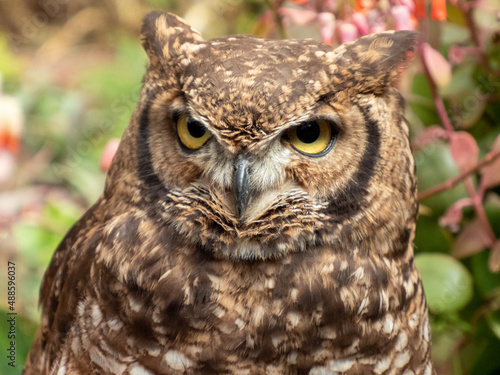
(233, 155), (251, 218)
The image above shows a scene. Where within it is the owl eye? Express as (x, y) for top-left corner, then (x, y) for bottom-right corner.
(176, 114), (212, 150)
(287, 119), (337, 156)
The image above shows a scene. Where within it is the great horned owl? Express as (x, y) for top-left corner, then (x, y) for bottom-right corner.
(24, 11), (433, 375)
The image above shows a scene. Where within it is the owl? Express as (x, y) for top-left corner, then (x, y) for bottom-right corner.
(24, 11), (433, 375)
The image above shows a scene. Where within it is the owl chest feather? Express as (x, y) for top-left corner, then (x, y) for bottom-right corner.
(54, 210), (428, 374)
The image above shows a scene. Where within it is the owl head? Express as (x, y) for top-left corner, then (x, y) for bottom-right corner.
(106, 12), (418, 261)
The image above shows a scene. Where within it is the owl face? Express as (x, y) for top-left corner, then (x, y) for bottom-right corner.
(109, 12), (418, 261)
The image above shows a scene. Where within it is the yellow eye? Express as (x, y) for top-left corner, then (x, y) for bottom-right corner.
(287, 119), (336, 156)
(177, 114), (211, 150)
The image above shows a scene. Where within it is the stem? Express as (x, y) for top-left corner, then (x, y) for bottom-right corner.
(419, 37), (497, 245)
(457, 0), (491, 71)
(464, 176), (496, 246)
(264, 0), (288, 39)
(419, 44), (455, 136)
(418, 149), (500, 200)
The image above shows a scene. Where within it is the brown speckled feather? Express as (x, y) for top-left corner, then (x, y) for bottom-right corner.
(24, 11), (433, 375)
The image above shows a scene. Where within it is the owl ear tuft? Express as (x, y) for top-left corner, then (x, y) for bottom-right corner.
(337, 30), (418, 94)
(141, 11), (203, 70)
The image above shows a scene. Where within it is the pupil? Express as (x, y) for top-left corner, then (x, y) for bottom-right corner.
(297, 122), (320, 144)
(187, 120), (206, 138)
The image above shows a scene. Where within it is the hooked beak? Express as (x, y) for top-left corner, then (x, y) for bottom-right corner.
(233, 154), (251, 218)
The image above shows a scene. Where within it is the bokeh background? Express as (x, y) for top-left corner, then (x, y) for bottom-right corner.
(0, 0), (499, 374)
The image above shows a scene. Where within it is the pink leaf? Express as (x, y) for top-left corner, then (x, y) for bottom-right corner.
(481, 134), (500, 190)
(422, 43), (452, 89)
(351, 12), (369, 36)
(448, 45), (479, 66)
(489, 240), (500, 273)
(366, 9), (386, 33)
(279, 8), (318, 26)
(338, 22), (358, 44)
(452, 219), (491, 258)
(439, 198), (472, 232)
(318, 12), (335, 45)
(100, 139), (120, 172)
(450, 131), (479, 171)
(0, 150), (16, 184)
(391, 5), (415, 31)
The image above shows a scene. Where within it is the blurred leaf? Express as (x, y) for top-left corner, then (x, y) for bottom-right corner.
(431, 0), (447, 21)
(467, 319), (500, 375)
(14, 198), (82, 268)
(415, 253), (474, 313)
(473, 0), (500, 30)
(481, 135), (500, 190)
(409, 74), (441, 127)
(444, 4), (467, 28)
(318, 12), (335, 44)
(100, 138), (120, 172)
(484, 196), (500, 238)
(489, 241), (500, 273)
(279, 7), (317, 26)
(439, 198), (471, 232)
(431, 323), (465, 365)
(450, 131), (479, 171)
(415, 214), (452, 254)
(0, 36), (23, 84)
(391, 5), (414, 31)
(14, 223), (62, 268)
(471, 251), (500, 298)
(441, 63), (475, 97)
(486, 307), (500, 340)
(417, 142), (469, 215)
(422, 43), (452, 89)
(452, 220), (490, 259)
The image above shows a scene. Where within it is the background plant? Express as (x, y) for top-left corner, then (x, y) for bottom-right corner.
(0, 1), (498, 374)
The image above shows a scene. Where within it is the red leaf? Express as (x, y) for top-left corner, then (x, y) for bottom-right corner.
(489, 241), (500, 273)
(354, 0), (374, 13)
(452, 219), (491, 258)
(0, 94), (23, 155)
(481, 134), (500, 190)
(431, 0), (447, 21)
(450, 131), (479, 171)
(414, 0), (427, 19)
(439, 198), (472, 232)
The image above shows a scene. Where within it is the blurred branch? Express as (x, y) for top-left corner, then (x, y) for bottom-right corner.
(419, 39), (497, 245)
(419, 44), (454, 136)
(418, 149), (500, 200)
(264, 0), (288, 39)
(456, 0), (491, 72)
(464, 176), (496, 246)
